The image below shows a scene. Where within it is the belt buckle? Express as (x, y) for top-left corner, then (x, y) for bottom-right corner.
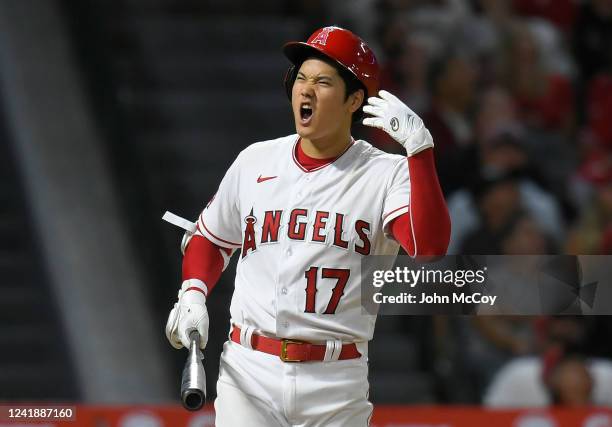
(280, 339), (305, 362)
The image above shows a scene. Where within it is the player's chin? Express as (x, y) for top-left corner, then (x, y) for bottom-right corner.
(295, 124), (319, 139)
(294, 118), (317, 137)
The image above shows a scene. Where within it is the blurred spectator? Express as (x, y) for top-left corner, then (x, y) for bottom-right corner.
(456, 86), (564, 194)
(479, 128), (533, 177)
(458, 179), (522, 254)
(424, 50), (477, 151)
(499, 23), (574, 134)
(448, 168), (564, 254)
(477, 63), (575, 218)
(567, 180), (612, 254)
(366, 16), (432, 151)
(484, 316), (612, 407)
(376, 13), (411, 60)
(423, 50), (478, 192)
(365, 17), (415, 152)
(567, 142), (612, 254)
(379, 35), (431, 114)
(570, 140), (611, 202)
(484, 356), (551, 406)
(499, 214), (557, 255)
(484, 354), (612, 407)
(547, 355), (594, 406)
(475, 87), (576, 223)
(474, 86), (518, 143)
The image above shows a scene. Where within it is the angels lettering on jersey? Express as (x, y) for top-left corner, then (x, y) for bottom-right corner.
(241, 207), (371, 259)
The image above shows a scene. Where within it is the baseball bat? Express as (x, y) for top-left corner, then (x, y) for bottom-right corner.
(180, 330), (206, 411)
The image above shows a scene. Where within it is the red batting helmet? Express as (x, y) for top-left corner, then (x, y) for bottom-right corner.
(283, 26), (380, 99)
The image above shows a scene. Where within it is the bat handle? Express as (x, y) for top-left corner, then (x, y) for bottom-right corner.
(181, 330), (206, 411)
(189, 329), (201, 350)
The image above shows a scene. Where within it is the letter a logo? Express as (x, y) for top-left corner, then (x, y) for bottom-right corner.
(242, 208), (258, 258)
(310, 27), (334, 46)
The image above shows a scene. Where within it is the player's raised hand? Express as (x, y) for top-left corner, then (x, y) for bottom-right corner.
(165, 279), (209, 350)
(362, 90), (434, 156)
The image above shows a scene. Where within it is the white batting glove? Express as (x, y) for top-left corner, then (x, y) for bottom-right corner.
(165, 279), (209, 350)
(362, 90), (434, 156)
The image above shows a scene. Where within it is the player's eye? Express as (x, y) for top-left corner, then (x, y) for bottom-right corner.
(296, 75), (305, 81)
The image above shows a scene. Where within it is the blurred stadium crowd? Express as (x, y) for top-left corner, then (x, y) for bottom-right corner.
(1, 0), (611, 410)
(364, 0), (612, 258)
(328, 0), (612, 406)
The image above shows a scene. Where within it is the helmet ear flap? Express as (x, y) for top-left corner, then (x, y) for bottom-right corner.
(284, 65), (297, 100)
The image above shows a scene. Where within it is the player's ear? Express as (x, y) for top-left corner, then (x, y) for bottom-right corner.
(347, 89), (365, 114)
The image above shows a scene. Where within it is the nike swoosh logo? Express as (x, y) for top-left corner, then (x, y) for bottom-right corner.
(257, 175), (278, 183)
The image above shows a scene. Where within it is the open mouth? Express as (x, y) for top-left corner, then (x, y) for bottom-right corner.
(299, 103), (313, 124)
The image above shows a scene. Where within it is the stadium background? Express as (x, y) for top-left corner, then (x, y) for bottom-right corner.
(0, 0), (611, 425)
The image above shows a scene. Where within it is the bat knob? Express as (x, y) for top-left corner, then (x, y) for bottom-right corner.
(181, 388), (205, 411)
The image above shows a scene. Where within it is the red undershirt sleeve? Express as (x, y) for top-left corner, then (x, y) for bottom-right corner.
(390, 149), (451, 256)
(182, 234), (232, 294)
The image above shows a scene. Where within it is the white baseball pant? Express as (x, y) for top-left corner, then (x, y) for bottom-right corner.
(214, 339), (372, 426)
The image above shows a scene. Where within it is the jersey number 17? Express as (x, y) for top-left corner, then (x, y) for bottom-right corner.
(304, 267), (350, 315)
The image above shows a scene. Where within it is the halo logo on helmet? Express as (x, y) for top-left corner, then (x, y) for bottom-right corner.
(282, 26), (380, 100)
(310, 26), (333, 46)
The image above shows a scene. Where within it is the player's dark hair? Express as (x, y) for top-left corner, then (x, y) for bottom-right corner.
(286, 50), (367, 123)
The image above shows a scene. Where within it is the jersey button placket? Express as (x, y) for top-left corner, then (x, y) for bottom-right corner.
(277, 173), (310, 336)
(294, 174), (311, 202)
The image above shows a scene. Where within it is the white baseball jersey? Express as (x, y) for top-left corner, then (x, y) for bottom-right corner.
(196, 134), (410, 343)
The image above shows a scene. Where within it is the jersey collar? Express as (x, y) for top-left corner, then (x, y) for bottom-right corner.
(291, 136), (355, 173)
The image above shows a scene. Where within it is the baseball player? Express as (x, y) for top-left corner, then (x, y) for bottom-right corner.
(165, 26), (450, 426)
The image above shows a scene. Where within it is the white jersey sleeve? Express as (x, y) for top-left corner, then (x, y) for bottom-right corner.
(197, 153), (243, 249)
(381, 157), (410, 234)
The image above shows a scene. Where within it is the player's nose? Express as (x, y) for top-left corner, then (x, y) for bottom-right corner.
(300, 83), (315, 98)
